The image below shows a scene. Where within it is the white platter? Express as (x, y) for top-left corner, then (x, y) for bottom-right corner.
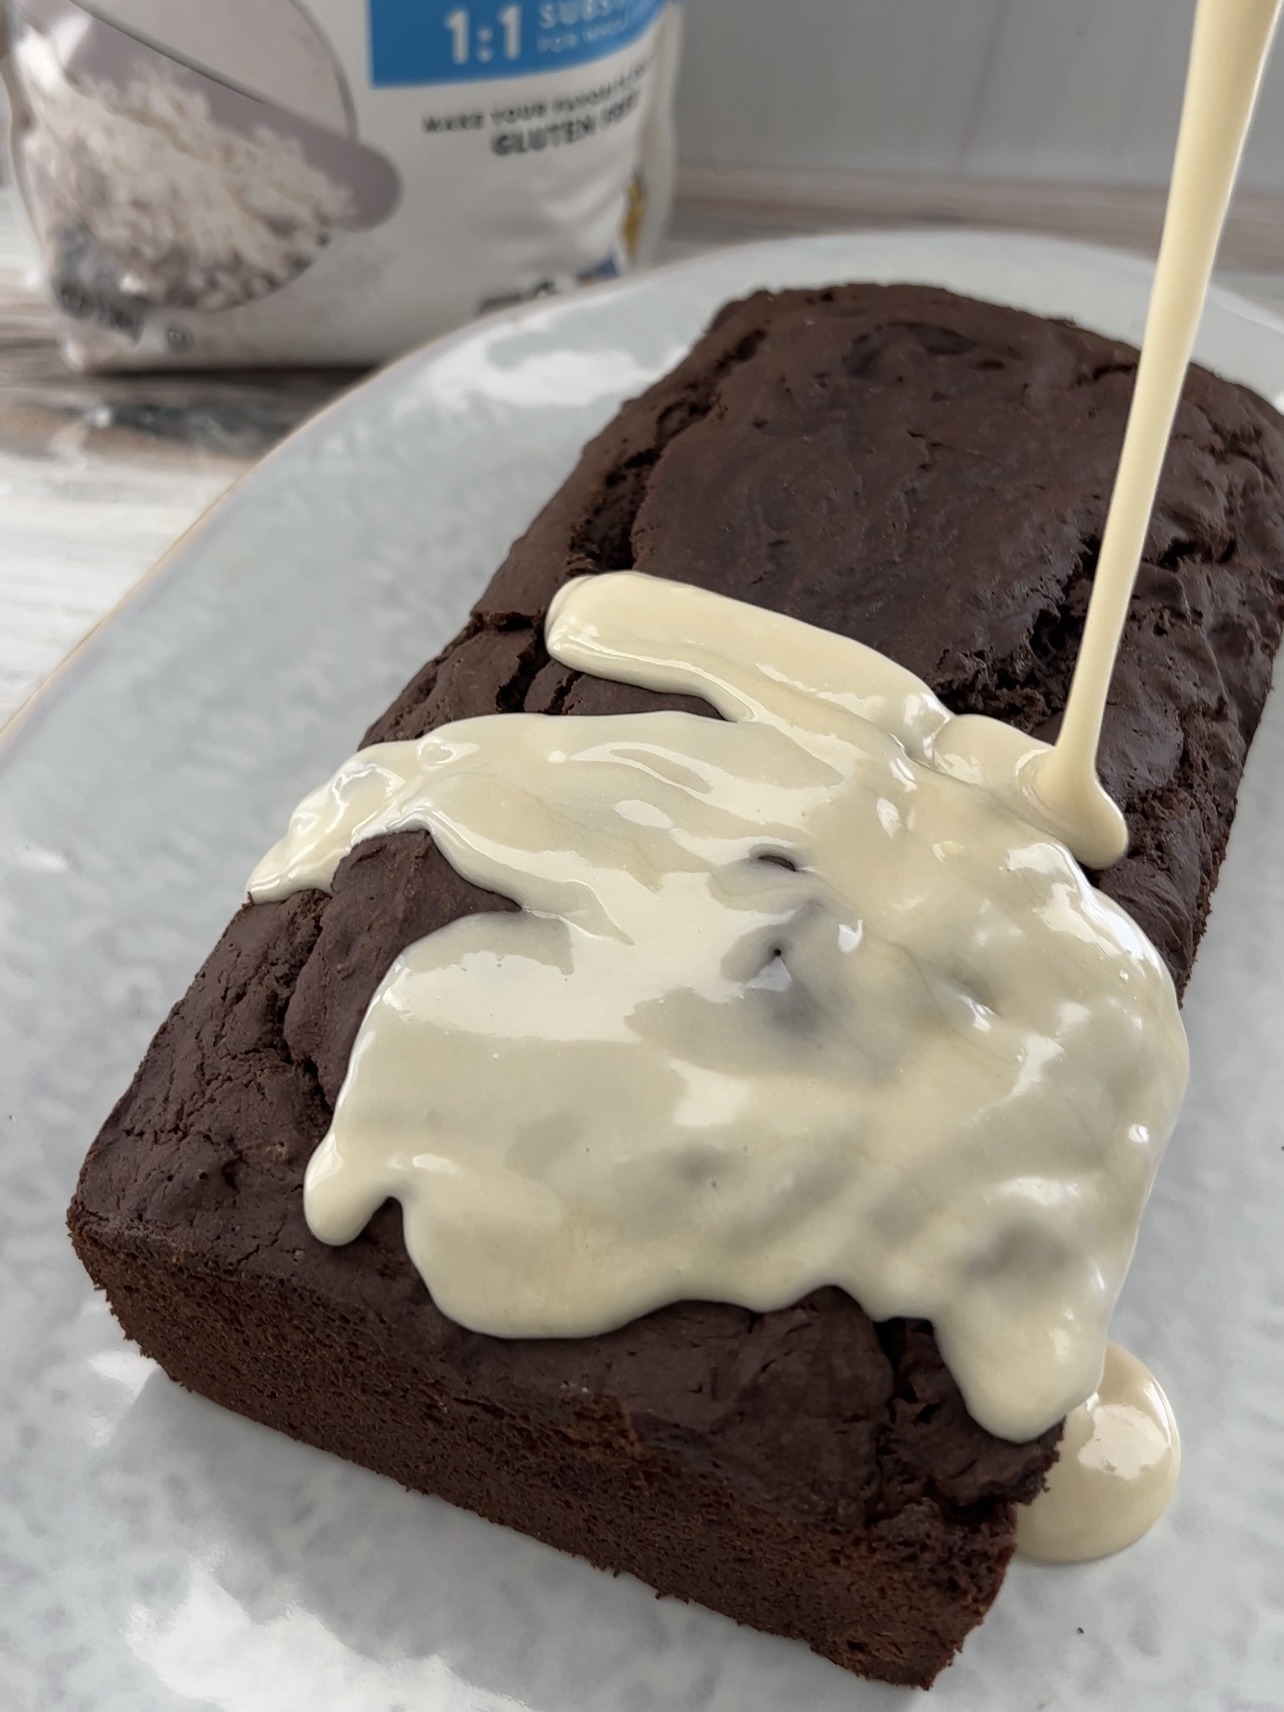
(1, 231), (1282, 1711)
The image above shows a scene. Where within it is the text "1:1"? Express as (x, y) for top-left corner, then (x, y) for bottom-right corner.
(445, 6), (522, 66)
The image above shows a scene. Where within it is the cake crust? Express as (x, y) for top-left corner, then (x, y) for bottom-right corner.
(69, 284), (1284, 1687)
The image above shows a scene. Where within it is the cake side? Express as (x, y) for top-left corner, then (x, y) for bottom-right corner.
(72, 1226), (1026, 1686)
(69, 283), (1284, 1687)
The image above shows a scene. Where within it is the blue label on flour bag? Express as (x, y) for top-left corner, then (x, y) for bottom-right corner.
(369, 0), (664, 85)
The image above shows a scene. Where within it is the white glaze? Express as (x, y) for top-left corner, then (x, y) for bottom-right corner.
(251, 572), (1188, 1444)
(1028, 0), (1284, 867)
(1018, 1343), (1181, 1563)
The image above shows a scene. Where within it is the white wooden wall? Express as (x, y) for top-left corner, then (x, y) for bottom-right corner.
(675, 0), (1284, 190)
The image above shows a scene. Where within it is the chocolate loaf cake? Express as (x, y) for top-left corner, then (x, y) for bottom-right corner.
(69, 284), (1284, 1688)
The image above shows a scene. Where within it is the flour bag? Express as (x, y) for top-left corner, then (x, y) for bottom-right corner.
(1, 0), (681, 368)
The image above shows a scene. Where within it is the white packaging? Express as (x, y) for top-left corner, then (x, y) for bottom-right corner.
(1, 0), (681, 369)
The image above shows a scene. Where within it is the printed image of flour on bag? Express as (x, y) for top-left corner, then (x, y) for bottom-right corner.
(1, 0), (682, 369)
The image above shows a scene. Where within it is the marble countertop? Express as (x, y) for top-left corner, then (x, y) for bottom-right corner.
(3, 174), (1283, 732)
